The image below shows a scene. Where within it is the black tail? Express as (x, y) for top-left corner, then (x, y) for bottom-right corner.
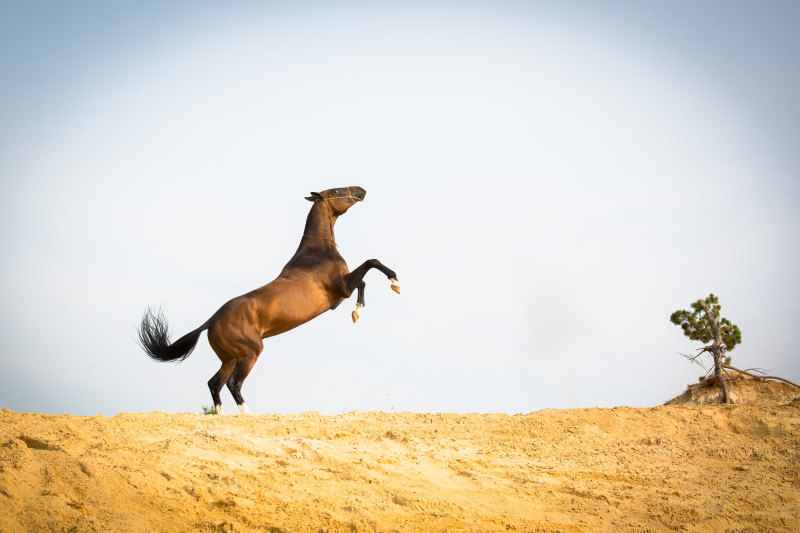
(138, 307), (208, 363)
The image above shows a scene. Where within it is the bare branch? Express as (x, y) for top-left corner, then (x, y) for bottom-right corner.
(679, 351), (709, 370)
(722, 364), (800, 389)
(739, 367), (767, 376)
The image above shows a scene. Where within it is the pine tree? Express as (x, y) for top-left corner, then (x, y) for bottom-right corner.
(670, 293), (742, 403)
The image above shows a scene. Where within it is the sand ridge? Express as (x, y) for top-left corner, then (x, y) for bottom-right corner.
(1, 403), (799, 532)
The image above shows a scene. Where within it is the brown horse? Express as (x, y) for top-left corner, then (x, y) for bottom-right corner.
(138, 186), (399, 414)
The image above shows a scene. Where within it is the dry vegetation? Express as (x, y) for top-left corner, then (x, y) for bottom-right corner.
(1, 379), (798, 532)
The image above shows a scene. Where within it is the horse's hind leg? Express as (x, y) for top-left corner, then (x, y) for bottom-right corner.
(226, 356), (258, 414)
(208, 360), (235, 415)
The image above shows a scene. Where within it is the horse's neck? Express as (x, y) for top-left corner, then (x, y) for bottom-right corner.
(293, 202), (338, 256)
(303, 202), (336, 241)
(281, 202), (343, 277)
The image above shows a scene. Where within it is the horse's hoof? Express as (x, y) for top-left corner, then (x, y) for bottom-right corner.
(352, 303), (364, 323)
(390, 278), (401, 294)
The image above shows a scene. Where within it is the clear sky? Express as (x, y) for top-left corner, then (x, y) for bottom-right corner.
(1, 1), (798, 416)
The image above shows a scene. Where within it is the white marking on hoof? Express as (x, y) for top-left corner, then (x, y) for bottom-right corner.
(215, 404), (225, 415)
(237, 403), (251, 415)
(390, 278), (401, 294)
(352, 303), (364, 323)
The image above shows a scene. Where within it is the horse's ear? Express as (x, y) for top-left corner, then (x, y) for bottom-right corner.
(305, 192), (324, 202)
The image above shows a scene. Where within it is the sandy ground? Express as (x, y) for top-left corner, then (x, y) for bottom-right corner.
(1, 396), (799, 532)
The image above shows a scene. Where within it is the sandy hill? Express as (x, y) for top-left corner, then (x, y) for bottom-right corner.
(1, 392), (799, 532)
(666, 370), (800, 406)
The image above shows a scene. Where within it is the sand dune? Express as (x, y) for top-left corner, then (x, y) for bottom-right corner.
(1, 393), (799, 532)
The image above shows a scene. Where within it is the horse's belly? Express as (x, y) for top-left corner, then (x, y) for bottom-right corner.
(260, 284), (333, 338)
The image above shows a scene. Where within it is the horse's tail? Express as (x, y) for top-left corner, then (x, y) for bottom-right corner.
(138, 307), (209, 363)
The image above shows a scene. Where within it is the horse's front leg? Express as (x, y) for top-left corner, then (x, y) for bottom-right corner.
(351, 280), (366, 323)
(345, 259), (400, 323)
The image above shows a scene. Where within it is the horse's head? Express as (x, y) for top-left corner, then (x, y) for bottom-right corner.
(306, 186), (366, 216)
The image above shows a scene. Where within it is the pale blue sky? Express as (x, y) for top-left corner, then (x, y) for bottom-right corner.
(1, 1), (798, 415)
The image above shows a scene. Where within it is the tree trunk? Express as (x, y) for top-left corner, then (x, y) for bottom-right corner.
(701, 302), (730, 404)
(712, 349), (730, 404)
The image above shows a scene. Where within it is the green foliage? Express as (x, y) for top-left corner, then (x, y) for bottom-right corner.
(670, 293), (742, 353)
(201, 405), (216, 415)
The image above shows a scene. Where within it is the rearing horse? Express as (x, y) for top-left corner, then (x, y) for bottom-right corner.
(138, 186), (399, 414)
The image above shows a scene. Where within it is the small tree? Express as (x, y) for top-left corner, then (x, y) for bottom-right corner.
(670, 293), (742, 403)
